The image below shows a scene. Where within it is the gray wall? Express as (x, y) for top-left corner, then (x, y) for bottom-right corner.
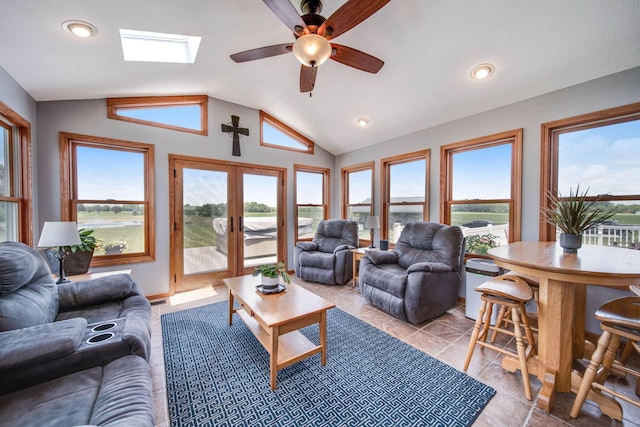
(334, 66), (640, 332)
(0, 66), (38, 238)
(35, 97), (334, 296)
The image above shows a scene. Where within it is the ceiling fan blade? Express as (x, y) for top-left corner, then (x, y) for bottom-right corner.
(330, 44), (384, 73)
(319, 0), (390, 40)
(230, 44), (292, 63)
(263, 0), (308, 36)
(300, 65), (317, 92)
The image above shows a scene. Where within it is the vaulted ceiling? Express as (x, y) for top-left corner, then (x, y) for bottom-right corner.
(2, 1), (640, 155)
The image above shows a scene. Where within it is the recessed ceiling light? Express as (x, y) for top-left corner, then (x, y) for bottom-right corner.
(119, 29), (201, 64)
(62, 20), (97, 38)
(357, 118), (370, 127)
(470, 63), (495, 80)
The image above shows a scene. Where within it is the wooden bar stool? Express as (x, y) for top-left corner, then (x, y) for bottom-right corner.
(490, 272), (539, 344)
(463, 274), (537, 400)
(570, 296), (640, 420)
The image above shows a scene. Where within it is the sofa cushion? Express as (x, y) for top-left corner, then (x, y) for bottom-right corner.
(0, 355), (154, 427)
(0, 241), (44, 295)
(0, 317), (86, 371)
(0, 242), (59, 331)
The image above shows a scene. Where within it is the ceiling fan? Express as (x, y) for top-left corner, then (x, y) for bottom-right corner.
(230, 0), (390, 93)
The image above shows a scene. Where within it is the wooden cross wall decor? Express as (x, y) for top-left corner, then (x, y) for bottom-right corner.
(221, 115), (249, 157)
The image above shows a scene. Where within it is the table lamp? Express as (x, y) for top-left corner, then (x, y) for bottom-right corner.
(365, 215), (380, 249)
(38, 221), (81, 284)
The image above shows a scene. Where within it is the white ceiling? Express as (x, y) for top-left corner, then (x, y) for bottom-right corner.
(2, 1), (640, 155)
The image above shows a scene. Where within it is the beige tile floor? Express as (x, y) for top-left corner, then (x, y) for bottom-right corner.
(150, 278), (640, 427)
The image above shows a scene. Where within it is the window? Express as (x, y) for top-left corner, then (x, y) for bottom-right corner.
(541, 102), (640, 246)
(60, 132), (155, 266)
(381, 150), (430, 243)
(441, 129), (523, 256)
(119, 29), (201, 64)
(0, 102), (32, 244)
(294, 165), (329, 241)
(342, 162), (374, 245)
(107, 95), (208, 135)
(260, 110), (314, 154)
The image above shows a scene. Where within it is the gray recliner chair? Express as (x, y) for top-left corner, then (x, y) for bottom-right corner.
(294, 219), (359, 285)
(359, 222), (465, 324)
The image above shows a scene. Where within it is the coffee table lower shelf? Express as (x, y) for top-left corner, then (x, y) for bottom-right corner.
(234, 307), (323, 389)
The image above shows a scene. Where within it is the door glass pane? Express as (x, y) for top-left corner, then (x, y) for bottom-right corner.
(243, 174), (278, 268)
(183, 168), (228, 275)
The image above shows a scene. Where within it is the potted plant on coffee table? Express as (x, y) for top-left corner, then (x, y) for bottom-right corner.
(252, 261), (291, 291)
(43, 228), (100, 275)
(543, 185), (619, 253)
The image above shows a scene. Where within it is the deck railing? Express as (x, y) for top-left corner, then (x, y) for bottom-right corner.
(581, 224), (640, 248)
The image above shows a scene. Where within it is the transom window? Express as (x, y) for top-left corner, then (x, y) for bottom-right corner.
(294, 165), (330, 241)
(0, 102), (32, 244)
(260, 111), (314, 154)
(60, 132), (155, 266)
(107, 95), (208, 135)
(441, 129), (523, 256)
(541, 102), (640, 246)
(342, 162), (374, 245)
(381, 150), (430, 243)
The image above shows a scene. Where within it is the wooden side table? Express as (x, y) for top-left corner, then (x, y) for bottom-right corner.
(350, 248), (367, 287)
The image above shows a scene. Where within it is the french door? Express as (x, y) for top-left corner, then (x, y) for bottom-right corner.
(169, 155), (286, 293)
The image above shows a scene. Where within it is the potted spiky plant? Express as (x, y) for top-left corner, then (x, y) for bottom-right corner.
(252, 261), (291, 290)
(543, 185), (619, 253)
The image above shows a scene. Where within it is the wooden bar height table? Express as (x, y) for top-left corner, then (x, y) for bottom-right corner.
(223, 275), (335, 390)
(488, 242), (640, 416)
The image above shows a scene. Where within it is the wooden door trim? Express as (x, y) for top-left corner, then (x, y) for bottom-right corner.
(169, 154), (287, 295)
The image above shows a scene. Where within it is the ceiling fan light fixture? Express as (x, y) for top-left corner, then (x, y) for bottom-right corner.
(292, 34), (332, 67)
(470, 63), (495, 80)
(62, 20), (97, 38)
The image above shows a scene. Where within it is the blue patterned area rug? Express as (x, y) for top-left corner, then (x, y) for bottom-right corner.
(161, 301), (495, 427)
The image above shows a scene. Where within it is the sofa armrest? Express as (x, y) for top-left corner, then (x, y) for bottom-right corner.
(296, 241), (318, 251)
(407, 262), (453, 274)
(0, 318), (86, 370)
(57, 274), (135, 308)
(365, 250), (398, 265)
(333, 244), (355, 254)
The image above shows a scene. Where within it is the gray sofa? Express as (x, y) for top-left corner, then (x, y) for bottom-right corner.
(294, 219), (359, 285)
(0, 241), (154, 426)
(0, 355), (154, 427)
(359, 222), (465, 324)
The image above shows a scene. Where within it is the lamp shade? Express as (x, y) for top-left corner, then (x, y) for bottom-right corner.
(365, 216), (380, 229)
(292, 34), (332, 67)
(37, 221), (81, 247)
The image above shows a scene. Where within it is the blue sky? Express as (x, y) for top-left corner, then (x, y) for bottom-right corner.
(119, 105), (201, 130)
(452, 144), (512, 200)
(558, 119), (640, 196)
(78, 108), (639, 207)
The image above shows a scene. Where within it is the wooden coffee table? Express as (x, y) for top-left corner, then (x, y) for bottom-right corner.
(223, 275), (335, 390)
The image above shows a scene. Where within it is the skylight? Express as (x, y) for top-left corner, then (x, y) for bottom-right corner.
(119, 29), (201, 64)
